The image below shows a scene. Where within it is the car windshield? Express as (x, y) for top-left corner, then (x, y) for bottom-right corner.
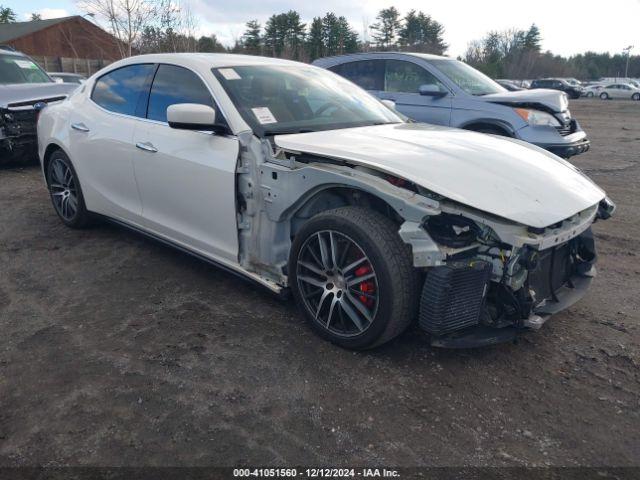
(213, 65), (402, 136)
(0, 54), (52, 84)
(428, 59), (505, 96)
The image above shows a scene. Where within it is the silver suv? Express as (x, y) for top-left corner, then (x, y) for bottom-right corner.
(0, 47), (76, 164)
(313, 52), (590, 158)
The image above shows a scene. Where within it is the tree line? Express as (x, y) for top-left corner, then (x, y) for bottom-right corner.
(1, 3), (638, 79)
(132, 6), (449, 62)
(463, 25), (640, 80)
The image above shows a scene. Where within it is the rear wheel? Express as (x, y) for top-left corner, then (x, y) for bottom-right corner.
(289, 206), (419, 349)
(632, 93), (640, 101)
(600, 92), (609, 100)
(46, 150), (92, 228)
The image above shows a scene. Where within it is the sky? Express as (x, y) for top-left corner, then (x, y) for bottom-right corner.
(9, 0), (640, 58)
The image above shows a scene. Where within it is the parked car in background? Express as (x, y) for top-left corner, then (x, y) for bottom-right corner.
(530, 78), (584, 99)
(313, 52), (590, 158)
(48, 72), (86, 84)
(583, 84), (604, 97)
(0, 47), (77, 164)
(559, 77), (583, 87)
(496, 79), (524, 91)
(37, 53), (615, 349)
(598, 83), (640, 100)
(599, 78), (640, 89)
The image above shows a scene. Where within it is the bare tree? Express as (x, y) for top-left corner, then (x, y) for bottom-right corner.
(77, 0), (159, 57)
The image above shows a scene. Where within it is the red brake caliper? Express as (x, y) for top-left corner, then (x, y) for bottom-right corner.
(354, 264), (375, 308)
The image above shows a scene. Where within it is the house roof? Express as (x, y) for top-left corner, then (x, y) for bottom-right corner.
(0, 16), (79, 43)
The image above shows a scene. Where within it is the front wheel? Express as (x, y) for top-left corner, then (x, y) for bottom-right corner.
(289, 206), (419, 349)
(600, 92), (609, 100)
(632, 93), (640, 101)
(586, 91), (594, 98)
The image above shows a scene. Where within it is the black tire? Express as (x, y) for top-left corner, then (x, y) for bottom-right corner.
(586, 91), (594, 98)
(46, 150), (92, 228)
(289, 206), (419, 350)
(632, 93), (640, 101)
(600, 92), (609, 100)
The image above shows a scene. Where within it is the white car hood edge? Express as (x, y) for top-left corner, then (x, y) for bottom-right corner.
(275, 123), (605, 228)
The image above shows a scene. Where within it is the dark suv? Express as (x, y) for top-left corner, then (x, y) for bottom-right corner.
(530, 78), (584, 99)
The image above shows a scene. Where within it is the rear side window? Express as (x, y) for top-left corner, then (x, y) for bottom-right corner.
(385, 60), (444, 93)
(92, 64), (154, 116)
(147, 64), (213, 122)
(330, 60), (384, 91)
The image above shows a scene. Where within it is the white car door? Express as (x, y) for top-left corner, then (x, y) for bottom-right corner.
(613, 85), (624, 98)
(69, 64), (155, 222)
(132, 64), (240, 263)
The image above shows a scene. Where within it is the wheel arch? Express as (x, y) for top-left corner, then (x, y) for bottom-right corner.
(237, 160), (441, 284)
(42, 142), (70, 180)
(288, 185), (404, 239)
(461, 120), (514, 137)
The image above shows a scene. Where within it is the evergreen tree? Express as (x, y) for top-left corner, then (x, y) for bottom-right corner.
(264, 11), (306, 60)
(197, 35), (225, 53)
(0, 5), (17, 23)
(30, 13), (42, 21)
(335, 16), (358, 54)
(307, 17), (324, 61)
(524, 24), (542, 52)
(370, 7), (401, 50)
(242, 20), (262, 55)
(398, 10), (447, 54)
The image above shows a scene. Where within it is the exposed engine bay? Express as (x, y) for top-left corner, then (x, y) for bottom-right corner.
(418, 208), (604, 347)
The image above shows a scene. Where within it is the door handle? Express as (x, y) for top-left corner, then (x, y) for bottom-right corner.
(135, 142), (158, 153)
(71, 122), (90, 132)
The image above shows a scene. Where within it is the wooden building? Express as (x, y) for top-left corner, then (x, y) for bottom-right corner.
(0, 16), (124, 74)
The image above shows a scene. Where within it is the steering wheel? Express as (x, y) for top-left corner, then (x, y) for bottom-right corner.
(315, 101), (347, 117)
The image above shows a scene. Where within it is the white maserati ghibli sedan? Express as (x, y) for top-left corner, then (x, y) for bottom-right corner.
(37, 54), (615, 349)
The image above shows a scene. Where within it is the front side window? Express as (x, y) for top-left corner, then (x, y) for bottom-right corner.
(330, 60), (384, 91)
(92, 64), (154, 116)
(147, 64), (214, 122)
(0, 54), (51, 84)
(213, 64), (401, 136)
(429, 59), (505, 96)
(384, 60), (445, 93)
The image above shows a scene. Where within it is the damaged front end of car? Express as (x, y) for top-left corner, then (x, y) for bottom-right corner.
(1, 98), (63, 165)
(412, 198), (615, 348)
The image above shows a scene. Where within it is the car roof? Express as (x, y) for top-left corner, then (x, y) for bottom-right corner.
(48, 72), (83, 76)
(109, 53), (304, 72)
(0, 48), (26, 57)
(314, 51), (449, 63)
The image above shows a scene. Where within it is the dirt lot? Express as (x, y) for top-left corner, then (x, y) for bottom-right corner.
(0, 100), (638, 468)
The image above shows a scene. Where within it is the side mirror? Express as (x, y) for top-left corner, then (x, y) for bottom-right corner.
(418, 84), (446, 97)
(167, 103), (220, 131)
(381, 99), (396, 110)
(53, 77), (64, 84)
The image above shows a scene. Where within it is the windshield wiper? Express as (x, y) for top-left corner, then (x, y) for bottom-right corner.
(263, 128), (316, 136)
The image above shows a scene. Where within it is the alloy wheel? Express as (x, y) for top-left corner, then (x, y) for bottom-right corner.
(49, 158), (78, 221)
(296, 230), (379, 337)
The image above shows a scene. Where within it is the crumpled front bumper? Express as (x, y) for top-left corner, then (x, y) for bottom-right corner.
(429, 266), (595, 348)
(516, 123), (590, 158)
(0, 106), (39, 164)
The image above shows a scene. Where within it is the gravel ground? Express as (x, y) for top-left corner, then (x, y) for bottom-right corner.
(0, 99), (638, 468)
